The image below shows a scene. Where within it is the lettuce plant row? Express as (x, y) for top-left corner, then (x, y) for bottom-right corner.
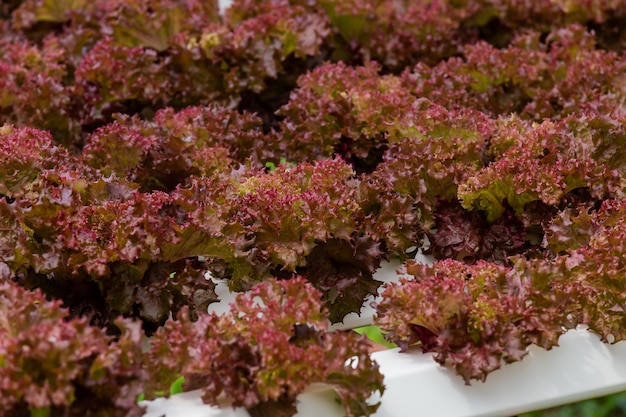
(1, 0), (625, 416)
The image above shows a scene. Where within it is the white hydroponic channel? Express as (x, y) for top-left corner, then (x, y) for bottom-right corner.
(142, 330), (626, 417)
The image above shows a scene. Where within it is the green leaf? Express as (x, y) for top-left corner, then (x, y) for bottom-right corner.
(170, 376), (185, 395)
(353, 326), (397, 349)
(30, 408), (51, 417)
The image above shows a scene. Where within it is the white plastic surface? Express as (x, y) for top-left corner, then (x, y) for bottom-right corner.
(207, 250), (434, 331)
(219, 0), (233, 14)
(142, 328), (626, 417)
(368, 328), (626, 417)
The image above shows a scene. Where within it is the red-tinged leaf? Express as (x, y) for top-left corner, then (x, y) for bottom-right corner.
(74, 37), (173, 127)
(82, 119), (159, 182)
(404, 25), (626, 119)
(305, 237), (383, 323)
(361, 100), (490, 255)
(148, 278), (383, 416)
(542, 204), (602, 254)
(180, 158), (375, 317)
(0, 38), (74, 140)
(277, 61), (407, 171)
(0, 281), (148, 417)
(152, 105), (268, 166)
(376, 259), (571, 384)
(427, 200), (526, 264)
(99, 0), (220, 51)
(459, 116), (619, 222)
(318, 0), (472, 69)
(11, 0), (93, 28)
(83, 105), (266, 191)
(222, 5), (329, 91)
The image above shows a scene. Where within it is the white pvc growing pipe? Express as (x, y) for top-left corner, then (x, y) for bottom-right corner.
(142, 328), (626, 417)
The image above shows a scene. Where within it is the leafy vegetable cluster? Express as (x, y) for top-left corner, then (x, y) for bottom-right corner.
(1, 0), (626, 415)
(147, 278), (383, 417)
(0, 280), (148, 417)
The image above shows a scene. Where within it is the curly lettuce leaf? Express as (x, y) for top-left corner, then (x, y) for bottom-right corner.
(459, 115), (620, 222)
(148, 278), (384, 417)
(0, 280), (148, 417)
(361, 100), (490, 255)
(376, 259), (572, 384)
